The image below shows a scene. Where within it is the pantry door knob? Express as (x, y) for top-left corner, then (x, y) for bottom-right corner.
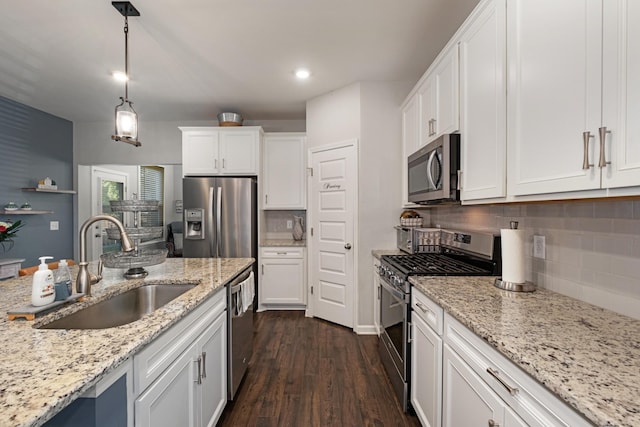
(344, 243), (352, 250)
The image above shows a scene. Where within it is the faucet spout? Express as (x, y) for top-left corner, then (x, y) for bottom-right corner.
(77, 214), (134, 296)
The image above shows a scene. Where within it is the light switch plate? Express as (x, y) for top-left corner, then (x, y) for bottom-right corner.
(533, 235), (545, 259)
(50, 221), (59, 231)
(286, 220), (293, 229)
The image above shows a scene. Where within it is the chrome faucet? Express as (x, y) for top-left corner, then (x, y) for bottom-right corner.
(77, 214), (134, 296)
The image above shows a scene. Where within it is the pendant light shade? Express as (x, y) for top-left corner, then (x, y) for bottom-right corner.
(111, 1), (141, 147)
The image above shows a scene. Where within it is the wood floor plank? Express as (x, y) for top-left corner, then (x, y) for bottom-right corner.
(219, 311), (420, 427)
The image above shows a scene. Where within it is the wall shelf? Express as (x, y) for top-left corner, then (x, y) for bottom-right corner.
(21, 187), (76, 194)
(1, 210), (53, 215)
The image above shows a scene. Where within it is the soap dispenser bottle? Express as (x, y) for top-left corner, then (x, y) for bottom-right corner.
(32, 256), (55, 306)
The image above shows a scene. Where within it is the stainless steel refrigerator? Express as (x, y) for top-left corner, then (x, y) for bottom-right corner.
(182, 176), (257, 400)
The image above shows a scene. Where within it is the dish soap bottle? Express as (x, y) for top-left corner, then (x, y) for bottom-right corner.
(53, 259), (73, 300)
(31, 256), (55, 306)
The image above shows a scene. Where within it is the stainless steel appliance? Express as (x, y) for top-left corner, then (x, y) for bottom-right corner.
(183, 176), (258, 400)
(378, 228), (501, 412)
(227, 267), (254, 399)
(408, 134), (461, 204)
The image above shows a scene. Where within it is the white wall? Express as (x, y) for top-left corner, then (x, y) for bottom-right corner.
(306, 81), (412, 332)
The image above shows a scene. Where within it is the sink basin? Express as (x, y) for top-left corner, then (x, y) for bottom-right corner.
(38, 283), (197, 330)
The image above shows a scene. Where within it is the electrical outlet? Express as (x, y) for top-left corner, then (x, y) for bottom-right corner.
(533, 235), (546, 259)
(50, 221), (59, 231)
(286, 220), (293, 229)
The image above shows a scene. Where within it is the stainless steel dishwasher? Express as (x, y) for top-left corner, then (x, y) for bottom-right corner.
(227, 267), (254, 400)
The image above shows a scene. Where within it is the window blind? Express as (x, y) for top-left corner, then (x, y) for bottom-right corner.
(138, 166), (164, 237)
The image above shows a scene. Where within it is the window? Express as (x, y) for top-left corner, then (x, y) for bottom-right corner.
(138, 165), (164, 241)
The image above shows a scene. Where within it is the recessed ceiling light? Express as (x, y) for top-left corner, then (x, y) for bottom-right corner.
(112, 71), (128, 82)
(295, 68), (310, 80)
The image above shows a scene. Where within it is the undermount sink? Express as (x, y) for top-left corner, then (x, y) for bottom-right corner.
(38, 283), (197, 330)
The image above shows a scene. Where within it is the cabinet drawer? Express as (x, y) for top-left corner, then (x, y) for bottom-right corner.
(0, 264), (20, 280)
(134, 287), (226, 396)
(412, 287), (443, 335)
(260, 247), (304, 258)
(444, 314), (590, 427)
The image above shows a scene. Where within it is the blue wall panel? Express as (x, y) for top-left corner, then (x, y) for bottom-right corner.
(0, 96), (74, 266)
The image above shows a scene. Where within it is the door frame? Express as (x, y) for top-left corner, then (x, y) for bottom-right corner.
(305, 139), (359, 331)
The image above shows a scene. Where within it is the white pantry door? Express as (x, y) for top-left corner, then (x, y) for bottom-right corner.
(309, 142), (357, 329)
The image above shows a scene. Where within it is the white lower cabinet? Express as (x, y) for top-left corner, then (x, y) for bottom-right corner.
(134, 288), (227, 427)
(443, 344), (526, 427)
(410, 304), (442, 427)
(373, 258), (381, 335)
(259, 247), (306, 309)
(443, 313), (591, 427)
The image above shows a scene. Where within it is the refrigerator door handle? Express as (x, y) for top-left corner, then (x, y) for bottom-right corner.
(208, 186), (216, 257)
(216, 186), (223, 257)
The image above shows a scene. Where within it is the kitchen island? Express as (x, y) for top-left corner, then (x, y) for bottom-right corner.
(0, 257), (253, 427)
(410, 276), (640, 427)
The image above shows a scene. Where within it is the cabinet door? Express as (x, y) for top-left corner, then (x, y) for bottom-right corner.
(411, 313), (442, 427)
(373, 259), (381, 335)
(219, 130), (259, 174)
(602, 0), (640, 189)
(135, 342), (198, 427)
(261, 257), (305, 305)
(401, 94), (421, 207)
(197, 312), (227, 427)
(434, 45), (460, 139)
(263, 134), (306, 209)
(442, 345), (504, 427)
(183, 130), (220, 175)
(507, 0), (603, 196)
(419, 76), (437, 145)
(459, 0), (507, 201)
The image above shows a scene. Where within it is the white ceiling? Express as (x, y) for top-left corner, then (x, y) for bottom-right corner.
(0, 0), (480, 123)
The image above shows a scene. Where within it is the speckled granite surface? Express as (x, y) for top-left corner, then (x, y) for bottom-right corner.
(410, 276), (640, 427)
(371, 249), (404, 259)
(0, 257), (253, 427)
(260, 239), (306, 247)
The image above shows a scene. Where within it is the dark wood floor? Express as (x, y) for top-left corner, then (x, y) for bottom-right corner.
(218, 311), (420, 427)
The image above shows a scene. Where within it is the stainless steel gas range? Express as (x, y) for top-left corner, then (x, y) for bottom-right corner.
(378, 228), (501, 412)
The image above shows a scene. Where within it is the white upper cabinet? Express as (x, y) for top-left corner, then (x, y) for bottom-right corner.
(419, 45), (460, 146)
(181, 127), (261, 176)
(507, 0), (603, 196)
(262, 133), (306, 209)
(459, 0), (507, 202)
(601, 1), (640, 190)
(401, 95), (420, 207)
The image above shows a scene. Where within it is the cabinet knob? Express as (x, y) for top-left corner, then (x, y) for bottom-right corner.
(344, 243), (352, 250)
(488, 420), (499, 427)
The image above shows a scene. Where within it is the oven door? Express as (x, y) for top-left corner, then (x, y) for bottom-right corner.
(379, 276), (410, 410)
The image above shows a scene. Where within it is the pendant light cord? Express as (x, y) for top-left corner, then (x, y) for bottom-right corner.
(124, 15), (129, 101)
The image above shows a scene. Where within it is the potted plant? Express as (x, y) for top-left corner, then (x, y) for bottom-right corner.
(0, 220), (24, 252)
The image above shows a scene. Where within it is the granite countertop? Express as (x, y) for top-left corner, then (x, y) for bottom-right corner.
(260, 239), (306, 247)
(410, 276), (640, 427)
(371, 249), (404, 259)
(0, 257), (253, 427)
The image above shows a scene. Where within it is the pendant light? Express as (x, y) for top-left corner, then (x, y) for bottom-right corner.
(111, 1), (141, 147)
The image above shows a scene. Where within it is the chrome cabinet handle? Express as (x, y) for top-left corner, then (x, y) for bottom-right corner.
(486, 367), (519, 396)
(222, 158), (226, 169)
(344, 243), (352, 250)
(277, 251), (287, 255)
(261, 264), (264, 275)
(377, 285), (381, 300)
(407, 321), (412, 343)
(195, 355), (202, 384)
(488, 420), (499, 427)
(431, 118), (437, 136)
(415, 301), (431, 315)
(582, 131), (594, 169)
(598, 126), (612, 168)
(201, 352), (207, 379)
(457, 170), (462, 190)
(265, 194), (268, 205)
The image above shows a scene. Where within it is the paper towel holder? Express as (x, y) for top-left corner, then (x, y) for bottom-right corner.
(494, 220), (537, 292)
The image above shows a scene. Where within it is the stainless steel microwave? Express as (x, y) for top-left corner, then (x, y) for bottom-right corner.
(407, 134), (461, 204)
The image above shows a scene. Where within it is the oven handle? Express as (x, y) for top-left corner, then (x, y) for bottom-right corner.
(380, 278), (409, 304)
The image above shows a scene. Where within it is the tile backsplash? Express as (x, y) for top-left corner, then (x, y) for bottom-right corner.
(263, 210), (307, 240)
(423, 199), (640, 320)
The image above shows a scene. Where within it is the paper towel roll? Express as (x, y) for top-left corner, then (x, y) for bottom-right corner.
(501, 228), (526, 284)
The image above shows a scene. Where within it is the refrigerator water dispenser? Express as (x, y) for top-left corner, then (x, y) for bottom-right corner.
(184, 208), (205, 240)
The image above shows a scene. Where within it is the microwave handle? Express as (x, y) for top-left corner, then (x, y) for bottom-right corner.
(426, 150), (438, 190)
